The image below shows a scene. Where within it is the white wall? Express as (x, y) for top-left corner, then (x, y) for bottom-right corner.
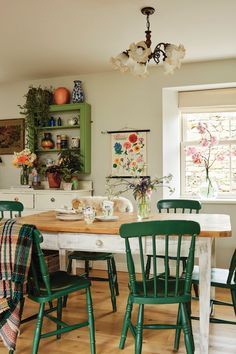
(0, 58), (235, 267)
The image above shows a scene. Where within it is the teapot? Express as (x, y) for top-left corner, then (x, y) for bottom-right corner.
(68, 116), (79, 126)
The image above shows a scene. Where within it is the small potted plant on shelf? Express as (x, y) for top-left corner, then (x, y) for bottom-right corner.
(58, 149), (83, 190)
(46, 164), (61, 189)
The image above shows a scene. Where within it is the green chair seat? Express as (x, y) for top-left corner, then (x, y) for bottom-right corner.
(191, 250), (236, 325)
(68, 251), (113, 261)
(66, 251), (119, 312)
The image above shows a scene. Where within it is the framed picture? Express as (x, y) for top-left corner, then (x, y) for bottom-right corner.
(0, 118), (25, 154)
(110, 130), (148, 177)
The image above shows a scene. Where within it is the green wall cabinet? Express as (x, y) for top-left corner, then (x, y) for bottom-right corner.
(35, 103), (91, 174)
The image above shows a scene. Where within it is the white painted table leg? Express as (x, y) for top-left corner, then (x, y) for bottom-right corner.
(198, 238), (212, 354)
(59, 249), (68, 271)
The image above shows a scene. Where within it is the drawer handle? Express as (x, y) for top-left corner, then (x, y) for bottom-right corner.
(50, 198), (55, 202)
(14, 197), (19, 202)
(96, 240), (103, 247)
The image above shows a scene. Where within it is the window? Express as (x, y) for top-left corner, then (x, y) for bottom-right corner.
(181, 110), (236, 197)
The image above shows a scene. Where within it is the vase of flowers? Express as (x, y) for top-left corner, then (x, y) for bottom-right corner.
(13, 148), (37, 185)
(105, 174), (174, 220)
(186, 122), (226, 199)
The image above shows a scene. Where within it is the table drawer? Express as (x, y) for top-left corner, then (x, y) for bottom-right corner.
(58, 233), (141, 254)
(0, 192), (34, 209)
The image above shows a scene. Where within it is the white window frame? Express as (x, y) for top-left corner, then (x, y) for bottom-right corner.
(180, 106), (236, 198)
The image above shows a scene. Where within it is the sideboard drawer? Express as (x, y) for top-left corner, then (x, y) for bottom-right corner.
(0, 192), (34, 209)
(35, 193), (75, 210)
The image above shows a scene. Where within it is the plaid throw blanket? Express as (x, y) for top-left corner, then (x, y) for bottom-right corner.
(0, 219), (34, 350)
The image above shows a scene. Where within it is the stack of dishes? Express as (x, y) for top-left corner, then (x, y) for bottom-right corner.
(55, 208), (83, 221)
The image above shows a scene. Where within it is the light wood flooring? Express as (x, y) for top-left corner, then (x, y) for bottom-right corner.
(0, 270), (235, 354)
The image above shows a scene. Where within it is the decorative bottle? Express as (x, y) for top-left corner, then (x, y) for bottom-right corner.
(71, 80), (85, 103)
(41, 132), (54, 150)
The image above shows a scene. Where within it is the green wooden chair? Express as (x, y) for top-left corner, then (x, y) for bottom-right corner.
(0, 200), (24, 218)
(10, 227), (96, 354)
(119, 219), (200, 354)
(191, 249), (236, 325)
(146, 199), (201, 298)
(65, 251), (118, 312)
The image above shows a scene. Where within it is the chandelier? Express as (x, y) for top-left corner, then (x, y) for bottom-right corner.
(111, 7), (186, 78)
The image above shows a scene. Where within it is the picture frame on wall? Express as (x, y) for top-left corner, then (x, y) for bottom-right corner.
(0, 118), (25, 154)
(110, 130), (149, 177)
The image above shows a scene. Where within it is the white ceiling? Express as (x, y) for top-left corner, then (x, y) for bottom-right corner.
(0, 0), (236, 83)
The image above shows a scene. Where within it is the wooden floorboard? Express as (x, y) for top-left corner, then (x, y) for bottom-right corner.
(0, 270), (235, 353)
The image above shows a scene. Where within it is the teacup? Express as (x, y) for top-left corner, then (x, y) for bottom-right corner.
(83, 207), (96, 224)
(102, 200), (114, 217)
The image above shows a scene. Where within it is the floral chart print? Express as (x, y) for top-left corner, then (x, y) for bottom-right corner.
(111, 131), (147, 177)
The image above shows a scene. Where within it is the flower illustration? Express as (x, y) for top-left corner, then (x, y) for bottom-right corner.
(123, 141), (131, 150)
(114, 142), (123, 154)
(128, 133), (138, 143)
(133, 145), (141, 153)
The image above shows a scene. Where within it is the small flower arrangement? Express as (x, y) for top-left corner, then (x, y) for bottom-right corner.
(12, 148), (37, 168)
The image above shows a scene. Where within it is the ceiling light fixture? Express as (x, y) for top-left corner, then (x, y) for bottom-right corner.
(111, 7), (186, 78)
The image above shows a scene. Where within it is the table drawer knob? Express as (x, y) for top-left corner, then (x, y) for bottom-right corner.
(14, 197), (19, 201)
(96, 240), (103, 247)
(50, 197), (55, 202)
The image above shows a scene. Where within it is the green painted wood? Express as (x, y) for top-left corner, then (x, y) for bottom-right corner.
(192, 248), (236, 325)
(35, 148), (76, 153)
(36, 125), (80, 130)
(23, 227), (96, 354)
(119, 219), (199, 353)
(0, 201), (24, 219)
(49, 103), (89, 112)
(157, 199), (202, 213)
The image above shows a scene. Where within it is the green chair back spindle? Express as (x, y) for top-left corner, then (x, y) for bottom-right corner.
(0, 201), (24, 219)
(119, 219), (200, 354)
(157, 199), (201, 214)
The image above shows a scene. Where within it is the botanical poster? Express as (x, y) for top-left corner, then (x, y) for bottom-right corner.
(111, 131), (147, 177)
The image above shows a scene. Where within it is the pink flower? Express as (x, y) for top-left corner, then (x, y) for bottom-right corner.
(200, 138), (209, 147)
(123, 141), (131, 150)
(197, 122), (207, 134)
(136, 155), (143, 163)
(210, 136), (217, 146)
(192, 152), (202, 164)
(186, 146), (198, 156)
(216, 152), (225, 161)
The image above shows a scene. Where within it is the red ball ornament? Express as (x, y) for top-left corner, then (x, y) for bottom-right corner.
(53, 87), (70, 105)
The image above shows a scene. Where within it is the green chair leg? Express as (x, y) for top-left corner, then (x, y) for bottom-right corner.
(180, 303), (194, 354)
(57, 297), (63, 339)
(231, 290), (236, 315)
(85, 260), (90, 277)
(119, 296), (133, 349)
(174, 304), (182, 351)
(135, 304), (144, 354)
(32, 303), (45, 354)
(107, 259), (117, 312)
(111, 256), (119, 296)
(86, 287), (96, 354)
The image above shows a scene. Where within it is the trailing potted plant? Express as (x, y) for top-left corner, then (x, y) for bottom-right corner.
(58, 149), (83, 190)
(19, 86), (53, 151)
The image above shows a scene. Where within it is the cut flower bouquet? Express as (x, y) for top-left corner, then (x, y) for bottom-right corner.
(106, 174), (174, 219)
(12, 148), (37, 185)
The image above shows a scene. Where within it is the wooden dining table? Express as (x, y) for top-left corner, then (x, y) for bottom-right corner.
(19, 211), (231, 354)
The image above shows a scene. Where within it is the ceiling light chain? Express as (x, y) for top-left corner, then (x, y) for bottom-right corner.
(110, 6), (186, 78)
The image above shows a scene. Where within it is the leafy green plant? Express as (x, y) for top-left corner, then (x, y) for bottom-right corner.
(58, 149), (83, 182)
(19, 86), (53, 151)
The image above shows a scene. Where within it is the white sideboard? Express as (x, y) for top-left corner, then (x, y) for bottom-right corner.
(0, 180), (93, 215)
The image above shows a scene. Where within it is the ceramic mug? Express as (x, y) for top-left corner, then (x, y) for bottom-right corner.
(83, 207), (96, 224)
(102, 200), (114, 217)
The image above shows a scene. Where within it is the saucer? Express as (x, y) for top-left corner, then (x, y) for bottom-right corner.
(56, 214), (83, 221)
(95, 215), (119, 222)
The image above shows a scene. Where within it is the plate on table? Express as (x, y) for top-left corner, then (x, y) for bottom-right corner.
(95, 215), (119, 222)
(55, 208), (76, 214)
(56, 214), (83, 221)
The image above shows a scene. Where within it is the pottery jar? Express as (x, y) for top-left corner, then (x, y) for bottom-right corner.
(41, 132), (54, 150)
(53, 87), (70, 105)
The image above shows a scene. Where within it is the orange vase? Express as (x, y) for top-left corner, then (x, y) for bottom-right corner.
(53, 87), (70, 105)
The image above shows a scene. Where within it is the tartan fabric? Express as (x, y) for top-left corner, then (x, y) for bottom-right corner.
(0, 219), (34, 350)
